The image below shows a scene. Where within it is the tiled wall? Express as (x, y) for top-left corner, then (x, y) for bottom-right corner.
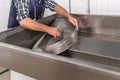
(44, 0), (120, 16)
(44, 0), (69, 17)
(0, 0), (11, 32)
(90, 0), (120, 16)
(71, 0), (120, 16)
(71, 0), (88, 14)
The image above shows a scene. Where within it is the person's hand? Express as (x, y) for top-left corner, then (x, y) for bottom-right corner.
(46, 27), (61, 38)
(68, 15), (78, 30)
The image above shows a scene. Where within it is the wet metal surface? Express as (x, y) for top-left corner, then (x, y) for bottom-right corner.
(79, 32), (120, 42)
(70, 36), (120, 60)
(33, 17), (78, 54)
(0, 43), (120, 80)
(0, 14), (120, 80)
(66, 35), (120, 68)
(0, 27), (44, 49)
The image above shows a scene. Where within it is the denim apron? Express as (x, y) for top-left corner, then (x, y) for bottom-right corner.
(8, 0), (45, 28)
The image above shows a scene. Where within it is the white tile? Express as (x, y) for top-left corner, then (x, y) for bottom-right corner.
(108, 11), (120, 16)
(97, 0), (109, 11)
(0, 0), (11, 32)
(71, 8), (88, 14)
(44, 0), (69, 17)
(96, 10), (109, 16)
(90, 0), (97, 10)
(90, 0), (109, 15)
(90, 10), (97, 15)
(11, 71), (36, 80)
(108, 0), (120, 12)
(71, 0), (88, 9)
(71, 0), (88, 14)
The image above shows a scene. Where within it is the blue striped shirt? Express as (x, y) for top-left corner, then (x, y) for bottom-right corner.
(14, 0), (57, 21)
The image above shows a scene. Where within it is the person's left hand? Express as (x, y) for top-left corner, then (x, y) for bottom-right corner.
(68, 15), (78, 30)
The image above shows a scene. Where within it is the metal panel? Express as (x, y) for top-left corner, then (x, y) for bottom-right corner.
(0, 14), (120, 80)
(68, 36), (120, 68)
(0, 42), (120, 80)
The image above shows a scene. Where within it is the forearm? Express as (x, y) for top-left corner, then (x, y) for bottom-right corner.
(19, 17), (50, 32)
(19, 17), (60, 37)
(54, 5), (71, 19)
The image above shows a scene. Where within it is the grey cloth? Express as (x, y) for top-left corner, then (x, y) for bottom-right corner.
(32, 17), (78, 54)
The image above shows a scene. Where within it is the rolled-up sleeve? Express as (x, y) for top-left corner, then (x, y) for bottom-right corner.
(45, 0), (57, 11)
(14, 0), (29, 21)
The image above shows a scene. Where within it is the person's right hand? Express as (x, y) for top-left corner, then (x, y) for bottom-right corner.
(46, 27), (61, 38)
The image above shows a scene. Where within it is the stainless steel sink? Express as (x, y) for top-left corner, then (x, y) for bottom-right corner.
(0, 14), (120, 80)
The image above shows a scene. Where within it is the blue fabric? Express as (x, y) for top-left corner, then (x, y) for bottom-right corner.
(8, 0), (18, 28)
(8, 0), (45, 28)
(29, 0), (45, 20)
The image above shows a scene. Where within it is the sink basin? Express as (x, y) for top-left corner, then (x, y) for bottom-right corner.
(0, 14), (120, 80)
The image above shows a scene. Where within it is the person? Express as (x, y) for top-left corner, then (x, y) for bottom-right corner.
(8, 0), (78, 38)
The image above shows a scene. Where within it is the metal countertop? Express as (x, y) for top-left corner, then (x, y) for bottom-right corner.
(68, 32), (120, 68)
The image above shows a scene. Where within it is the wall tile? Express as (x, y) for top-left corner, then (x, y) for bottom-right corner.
(0, 0), (11, 32)
(108, 0), (120, 12)
(71, 0), (88, 14)
(44, 0), (69, 17)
